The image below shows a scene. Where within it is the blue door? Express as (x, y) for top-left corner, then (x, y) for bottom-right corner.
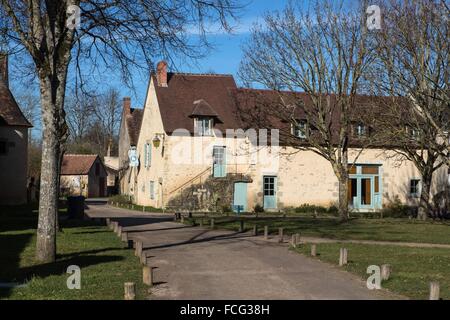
(233, 182), (248, 213)
(263, 176), (277, 210)
(213, 146), (226, 177)
(349, 165), (382, 210)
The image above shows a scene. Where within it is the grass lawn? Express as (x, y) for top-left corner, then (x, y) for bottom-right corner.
(294, 243), (450, 300)
(0, 204), (147, 300)
(186, 215), (450, 244)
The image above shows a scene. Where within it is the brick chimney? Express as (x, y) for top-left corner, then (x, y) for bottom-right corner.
(0, 53), (8, 87)
(156, 61), (168, 87)
(123, 97), (131, 115)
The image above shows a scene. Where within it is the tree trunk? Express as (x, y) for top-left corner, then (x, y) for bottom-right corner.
(338, 175), (349, 221)
(36, 72), (69, 262)
(36, 94), (60, 262)
(418, 172), (433, 221)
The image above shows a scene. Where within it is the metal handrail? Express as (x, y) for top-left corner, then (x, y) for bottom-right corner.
(168, 166), (212, 196)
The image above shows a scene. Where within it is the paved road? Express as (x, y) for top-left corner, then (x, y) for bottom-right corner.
(86, 202), (402, 300)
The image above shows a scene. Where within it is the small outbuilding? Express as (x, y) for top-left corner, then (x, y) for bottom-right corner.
(60, 154), (107, 198)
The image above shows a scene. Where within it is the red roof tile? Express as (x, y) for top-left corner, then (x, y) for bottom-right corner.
(61, 154), (101, 175)
(0, 80), (32, 127)
(153, 73), (241, 134)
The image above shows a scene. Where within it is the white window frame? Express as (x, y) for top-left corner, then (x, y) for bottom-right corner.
(409, 179), (421, 197)
(293, 120), (307, 139)
(195, 117), (213, 136)
(144, 143), (152, 168)
(355, 123), (367, 137)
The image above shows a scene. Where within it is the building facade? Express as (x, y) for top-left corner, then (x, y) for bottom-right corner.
(0, 54), (33, 205)
(118, 61), (448, 212)
(60, 154), (107, 198)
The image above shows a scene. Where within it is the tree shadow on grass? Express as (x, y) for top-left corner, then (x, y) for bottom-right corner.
(0, 204), (126, 299)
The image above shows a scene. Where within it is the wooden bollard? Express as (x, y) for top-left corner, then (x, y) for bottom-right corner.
(339, 248), (348, 266)
(106, 218), (111, 228)
(278, 228), (284, 243)
(143, 266), (153, 286)
(311, 244), (317, 256)
(381, 264), (391, 281)
(210, 218), (215, 229)
(181, 216), (184, 223)
(124, 282), (136, 300)
(199, 219), (203, 227)
(117, 226), (122, 237)
(429, 282), (440, 300)
(142, 206), (145, 212)
(253, 225), (258, 236)
(290, 234), (296, 247)
(121, 231), (128, 242)
(135, 241), (143, 257)
(140, 252), (146, 265)
(239, 220), (244, 232)
(264, 226), (269, 240)
(113, 221), (119, 233)
(295, 233), (300, 246)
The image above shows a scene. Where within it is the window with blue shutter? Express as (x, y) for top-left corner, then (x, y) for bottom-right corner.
(144, 143), (152, 168)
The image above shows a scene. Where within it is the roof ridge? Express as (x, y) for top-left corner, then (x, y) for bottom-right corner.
(168, 72), (234, 78)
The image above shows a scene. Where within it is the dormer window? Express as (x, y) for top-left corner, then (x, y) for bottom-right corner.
(293, 120), (308, 139)
(195, 117), (213, 136)
(354, 123), (367, 137)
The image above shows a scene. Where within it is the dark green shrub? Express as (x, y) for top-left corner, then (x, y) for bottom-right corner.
(109, 195), (132, 205)
(294, 204), (328, 214)
(254, 204), (264, 213)
(381, 196), (415, 218)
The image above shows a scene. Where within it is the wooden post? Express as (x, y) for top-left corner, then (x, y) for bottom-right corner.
(121, 231), (128, 242)
(339, 248), (348, 266)
(143, 266), (153, 286)
(199, 219), (203, 227)
(253, 225), (258, 236)
(181, 216), (184, 223)
(117, 226), (122, 237)
(290, 234), (296, 248)
(381, 264), (391, 281)
(113, 221), (119, 233)
(135, 241), (143, 257)
(264, 226), (268, 240)
(278, 228), (284, 243)
(142, 206), (145, 212)
(239, 220), (244, 232)
(429, 282), (440, 300)
(210, 218), (215, 229)
(295, 233), (300, 246)
(311, 244), (317, 257)
(124, 282), (136, 300)
(140, 252), (146, 265)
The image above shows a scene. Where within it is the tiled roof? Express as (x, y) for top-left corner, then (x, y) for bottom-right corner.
(153, 73), (241, 134)
(61, 154), (100, 175)
(0, 80), (32, 127)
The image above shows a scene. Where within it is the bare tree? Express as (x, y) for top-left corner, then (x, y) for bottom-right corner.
(0, 0), (241, 262)
(372, 0), (449, 219)
(65, 91), (93, 143)
(239, 1), (376, 220)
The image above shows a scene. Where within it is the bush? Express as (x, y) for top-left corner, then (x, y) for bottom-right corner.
(294, 204), (328, 214)
(254, 204), (264, 213)
(108, 195), (132, 205)
(381, 196), (415, 218)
